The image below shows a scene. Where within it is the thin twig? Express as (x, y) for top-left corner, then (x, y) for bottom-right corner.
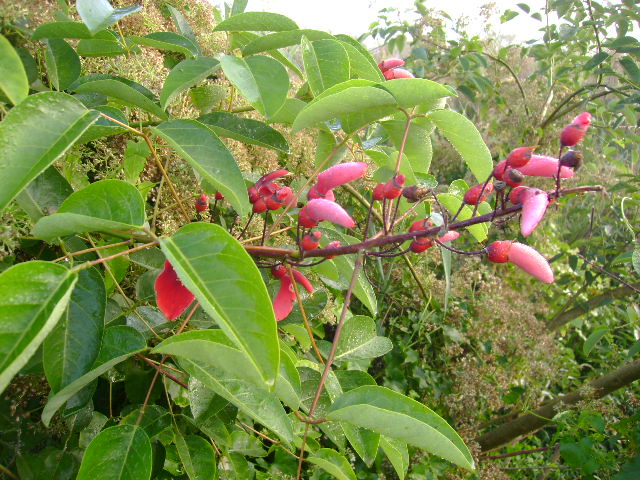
(136, 354), (188, 388)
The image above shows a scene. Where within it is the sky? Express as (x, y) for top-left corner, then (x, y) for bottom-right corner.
(208, 0), (549, 45)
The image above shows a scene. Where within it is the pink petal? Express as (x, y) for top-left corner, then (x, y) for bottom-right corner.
(519, 155), (574, 178)
(508, 243), (554, 283)
(439, 231), (460, 243)
(316, 162), (368, 194)
(291, 269), (314, 293)
(520, 189), (549, 236)
(255, 169), (289, 189)
(572, 112), (592, 128)
(273, 276), (296, 321)
(155, 261), (195, 321)
(304, 199), (356, 228)
(384, 68), (414, 79)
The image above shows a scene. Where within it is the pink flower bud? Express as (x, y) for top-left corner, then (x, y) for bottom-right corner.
(487, 241), (554, 283)
(248, 186), (260, 204)
(372, 183), (385, 201)
(517, 155), (575, 178)
(383, 174), (405, 199)
(509, 186), (528, 204)
(273, 275), (295, 321)
(383, 68), (414, 80)
(439, 230), (460, 243)
(520, 188), (549, 237)
(378, 58), (405, 72)
(560, 112), (591, 147)
(253, 198), (267, 213)
(506, 146), (536, 168)
(301, 231), (321, 251)
(316, 162), (368, 194)
(291, 269), (314, 293)
(255, 169), (289, 189)
(299, 199), (356, 229)
(155, 261), (195, 321)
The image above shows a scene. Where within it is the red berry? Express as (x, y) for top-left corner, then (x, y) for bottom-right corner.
(506, 146), (535, 168)
(487, 241), (511, 263)
(464, 183), (494, 205)
(195, 193), (208, 212)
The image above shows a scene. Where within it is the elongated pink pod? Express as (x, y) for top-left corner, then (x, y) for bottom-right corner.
(301, 199), (355, 228)
(316, 162), (368, 194)
(383, 68), (414, 80)
(273, 276), (296, 321)
(439, 231), (460, 243)
(508, 242), (554, 283)
(520, 188), (549, 236)
(519, 155), (574, 178)
(291, 269), (314, 293)
(378, 58), (405, 72)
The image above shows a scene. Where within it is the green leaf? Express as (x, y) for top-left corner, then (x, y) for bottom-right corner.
(189, 84), (226, 114)
(198, 112), (289, 153)
(620, 56), (640, 84)
(32, 21), (94, 40)
(382, 120), (433, 173)
(159, 223), (279, 386)
(220, 55), (289, 119)
(269, 98), (306, 125)
(302, 37), (350, 96)
(160, 57), (220, 109)
(45, 39), (81, 90)
(327, 385), (475, 471)
(151, 120), (248, 215)
(292, 85), (397, 133)
(189, 377), (228, 424)
(76, 35), (128, 57)
(167, 5), (197, 45)
(43, 268), (105, 396)
(583, 327), (609, 356)
(0, 92), (99, 211)
(73, 78), (167, 120)
(42, 326), (146, 426)
(307, 449), (356, 480)
(76, 425), (152, 480)
(380, 436), (409, 480)
(180, 359), (294, 443)
(633, 245), (640, 276)
(33, 179), (146, 241)
(77, 105), (128, 144)
(319, 229), (377, 315)
(379, 78), (452, 109)
(241, 29), (334, 56)
(129, 32), (200, 58)
(437, 193), (489, 242)
(175, 433), (217, 480)
(426, 109), (492, 183)
(0, 34), (29, 105)
(123, 139), (150, 183)
(0, 261), (77, 395)
(275, 344), (302, 409)
(584, 51), (609, 70)
(335, 315), (392, 361)
(16, 166), (73, 222)
(76, 0), (142, 35)
(340, 41), (384, 82)
(213, 12), (298, 32)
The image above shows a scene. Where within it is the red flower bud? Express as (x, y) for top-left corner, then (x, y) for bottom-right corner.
(498, 155), (575, 179)
(271, 266), (314, 321)
(298, 199), (356, 229)
(560, 150), (583, 170)
(307, 184), (335, 202)
(195, 193), (208, 212)
(372, 183), (385, 201)
(265, 194), (283, 211)
(560, 112), (591, 147)
(155, 261), (195, 321)
(255, 169), (289, 190)
(215, 191), (224, 200)
(439, 230), (460, 243)
(248, 186), (260, 204)
(487, 241), (554, 283)
(509, 186), (528, 204)
(271, 265), (287, 279)
(301, 231), (321, 251)
(253, 198), (267, 213)
(410, 239), (433, 253)
(464, 183), (494, 205)
(503, 167), (524, 188)
(506, 146), (535, 168)
(383, 174), (405, 199)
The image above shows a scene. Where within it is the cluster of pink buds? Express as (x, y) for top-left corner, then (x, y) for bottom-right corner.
(378, 58), (414, 80)
(271, 265), (314, 321)
(248, 170), (295, 213)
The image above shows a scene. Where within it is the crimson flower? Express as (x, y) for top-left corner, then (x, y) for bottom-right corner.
(271, 265), (314, 321)
(155, 261), (195, 320)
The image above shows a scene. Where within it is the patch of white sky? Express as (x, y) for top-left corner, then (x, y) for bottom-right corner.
(208, 0), (552, 47)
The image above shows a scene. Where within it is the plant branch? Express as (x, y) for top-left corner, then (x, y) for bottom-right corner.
(136, 354), (188, 388)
